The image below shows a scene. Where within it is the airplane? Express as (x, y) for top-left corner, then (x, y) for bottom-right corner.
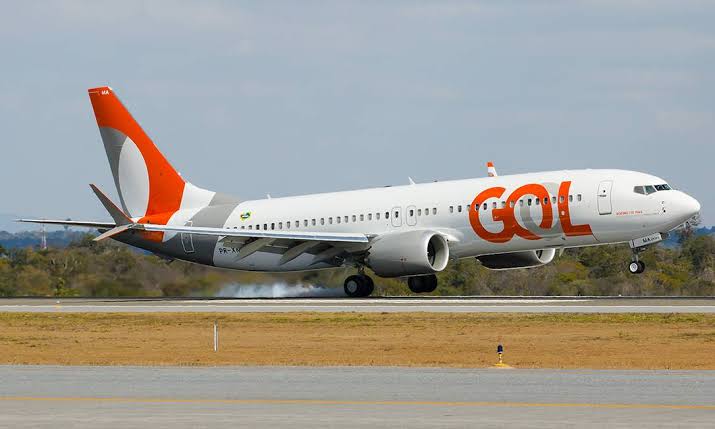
(20, 86), (701, 297)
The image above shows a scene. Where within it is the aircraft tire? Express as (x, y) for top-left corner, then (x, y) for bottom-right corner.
(628, 261), (642, 274)
(360, 275), (375, 297)
(344, 275), (364, 297)
(407, 275), (438, 293)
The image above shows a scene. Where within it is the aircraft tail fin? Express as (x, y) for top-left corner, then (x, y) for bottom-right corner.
(87, 86), (218, 224)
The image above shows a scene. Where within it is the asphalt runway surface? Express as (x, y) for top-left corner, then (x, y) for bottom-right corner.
(0, 365), (713, 428)
(0, 297), (714, 313)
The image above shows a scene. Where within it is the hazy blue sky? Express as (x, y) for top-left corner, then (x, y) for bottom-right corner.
(1, 1), (713, 227)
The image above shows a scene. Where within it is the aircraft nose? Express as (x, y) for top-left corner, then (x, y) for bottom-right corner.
(674, 191), (701, 220)
(685, 194), (701, 217)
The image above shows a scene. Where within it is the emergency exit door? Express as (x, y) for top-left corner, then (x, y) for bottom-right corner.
(597, 181), (613, 215)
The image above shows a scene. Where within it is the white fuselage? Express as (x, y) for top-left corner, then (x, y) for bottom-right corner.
(196, 169), (699, 272)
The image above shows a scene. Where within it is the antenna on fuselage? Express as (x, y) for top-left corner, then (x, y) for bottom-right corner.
(487, 162), (498, 177)
(408, 177), (416, 185)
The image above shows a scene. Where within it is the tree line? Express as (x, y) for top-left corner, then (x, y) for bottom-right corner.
(0, 232), (712, 297)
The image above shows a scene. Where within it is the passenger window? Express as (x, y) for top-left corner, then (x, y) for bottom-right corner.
(501, 201), (506, 208)
(376, 213), (381, 220)
(352, 215), (356, 222)
(483, 203), (487, 210)
(360, 214), (364, 221)
(248, 225), (253, 230)
(519, 200), (524, 207)
(409, 210), (414, 217)
(492, 201), (497, 209)
(312, 219), (316, 226)
(543, 197), (548, 205)
(559, 196), (564, 203)
(424, 209), (429, 216)
(577, 194), (582, 202)
(344, 216), (349, 223)
(417, 209), (422, 216)
(336, 217), (341, 224)
(271, 223), (275, 230)
(394, 211), (399, 218)
(329, 217), (333, 224)
(552, 196), (557, 204)
(368, 213), (373, 221)
(509, 201), (515, 208)
(528, 198), (532, 206)
(433, 208), (437, 215)
(264, 223), (268, 230)
(449, 206), (454, 213)
(458, 205), (462, 213)
(385, 212), (389, 219)
(535, 198), (540, 206)
(569, 195), (573, 203)
(320, 218), (325, 225)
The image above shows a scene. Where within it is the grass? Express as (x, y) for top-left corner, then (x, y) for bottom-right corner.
(0, 312), (714, 369)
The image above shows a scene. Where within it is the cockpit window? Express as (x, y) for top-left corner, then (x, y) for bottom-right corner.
(635, 184), (671, 195)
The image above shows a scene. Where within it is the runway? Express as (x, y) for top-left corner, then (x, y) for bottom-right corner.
(0, 297), (714, 313)
(0, 365), (713, 428)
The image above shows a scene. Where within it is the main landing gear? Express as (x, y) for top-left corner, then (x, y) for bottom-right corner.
(407, 274), (438, 293)
(344, 274), (374, 298)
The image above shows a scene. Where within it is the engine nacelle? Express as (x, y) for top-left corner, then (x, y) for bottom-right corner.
(477, 249), (556, 270)
(366, 230), (450, 277)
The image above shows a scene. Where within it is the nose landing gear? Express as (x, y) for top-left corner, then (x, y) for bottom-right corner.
(628, 260), (645, 274)
(628, 249), (646, 274)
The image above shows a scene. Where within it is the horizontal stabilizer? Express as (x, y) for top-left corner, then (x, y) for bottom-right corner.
(93, 223), (134, 241)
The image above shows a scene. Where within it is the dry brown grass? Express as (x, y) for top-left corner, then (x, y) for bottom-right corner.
(1, 312), (714, 369)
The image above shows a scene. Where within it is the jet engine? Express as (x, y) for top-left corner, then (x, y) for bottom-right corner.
(366, 230), (450, 277)
(477, 249), (556, 270)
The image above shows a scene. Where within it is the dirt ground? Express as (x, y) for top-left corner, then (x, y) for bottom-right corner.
(1, 312), (714, 369)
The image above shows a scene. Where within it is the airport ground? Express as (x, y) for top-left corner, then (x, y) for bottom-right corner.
(1, 298), (714, 427)
(1, 304), (714, 368)
(1, 365), (714, 428)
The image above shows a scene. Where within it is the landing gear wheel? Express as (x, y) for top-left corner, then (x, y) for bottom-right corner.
(628, 262), (639, 274)
(407, 274), (438, 293)
(344, 274), (375, 297)
(363, 275), (375, 296)
(628, 261), (646, 274)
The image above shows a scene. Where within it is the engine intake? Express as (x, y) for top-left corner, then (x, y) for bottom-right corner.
(366, 230), (449, 277)
(477, 249), (556, 270)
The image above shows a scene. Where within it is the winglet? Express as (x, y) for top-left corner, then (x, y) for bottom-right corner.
(487, 161), (498, 177)
(90, 184), (133, 226)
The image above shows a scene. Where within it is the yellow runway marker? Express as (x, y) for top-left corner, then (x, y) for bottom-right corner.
(0, 397), (713, 410)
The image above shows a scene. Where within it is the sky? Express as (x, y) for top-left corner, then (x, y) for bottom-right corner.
(0, 0), (713, 229)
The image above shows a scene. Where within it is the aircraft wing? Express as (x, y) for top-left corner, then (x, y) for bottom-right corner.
(17, 219), (116, 229)
(139, 223), (370, 243)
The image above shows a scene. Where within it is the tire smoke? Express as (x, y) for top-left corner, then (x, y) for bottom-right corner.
(217, 282), (346, 298)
